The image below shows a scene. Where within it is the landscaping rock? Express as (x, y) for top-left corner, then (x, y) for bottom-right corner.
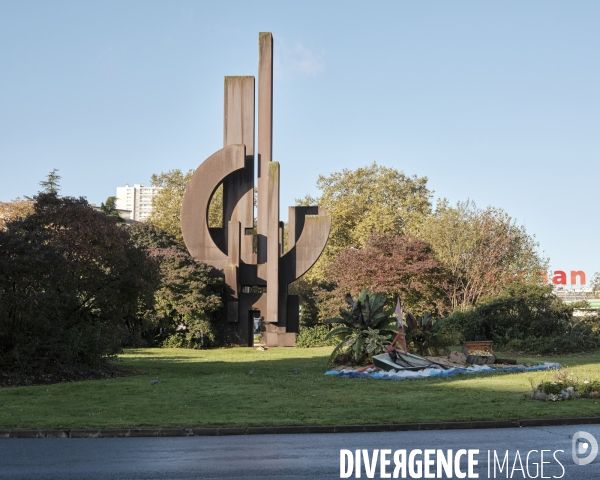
(449, 351), (467, 364)
(530, 390), (548, 401)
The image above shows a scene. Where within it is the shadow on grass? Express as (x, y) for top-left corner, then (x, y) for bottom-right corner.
(1, 348), (599, 429)
(114, 349), (585, 393)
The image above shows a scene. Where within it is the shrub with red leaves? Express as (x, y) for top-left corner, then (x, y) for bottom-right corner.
(327, 233), (450, 316)
(0, 193), (159, 371)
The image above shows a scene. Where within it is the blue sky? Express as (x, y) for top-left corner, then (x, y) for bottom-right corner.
(1, 1), (599, 281)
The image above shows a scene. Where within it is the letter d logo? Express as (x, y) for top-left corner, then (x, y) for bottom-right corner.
(572, 431), (598, 466)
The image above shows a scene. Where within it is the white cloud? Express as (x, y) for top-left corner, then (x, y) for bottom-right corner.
(274, 40), (325, 80)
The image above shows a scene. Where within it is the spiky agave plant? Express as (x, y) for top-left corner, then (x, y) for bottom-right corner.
(324, 289), (399, 367)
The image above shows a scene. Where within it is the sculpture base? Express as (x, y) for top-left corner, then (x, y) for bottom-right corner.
(222, 293), (299, 347)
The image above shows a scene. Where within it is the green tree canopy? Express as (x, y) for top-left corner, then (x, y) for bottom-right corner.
(148, 169), (193, 244)
(417, 200), (548, 311)
(127, 222), (223, 346)
(296, 162), (432, 281)
(39, 168), (61, 194)
(100, 196), (125, 224)
(0, 198), (34, 230)
(591, 272), (600, 298)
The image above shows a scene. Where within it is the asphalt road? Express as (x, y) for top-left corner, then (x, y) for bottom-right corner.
(0, 424), (598, 479)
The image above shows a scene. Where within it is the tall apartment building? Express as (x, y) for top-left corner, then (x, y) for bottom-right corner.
(115, 184), (162, 222)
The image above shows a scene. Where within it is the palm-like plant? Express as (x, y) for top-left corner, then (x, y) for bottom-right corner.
(404, 312), (452, 356)
(324, 289), (399, 367)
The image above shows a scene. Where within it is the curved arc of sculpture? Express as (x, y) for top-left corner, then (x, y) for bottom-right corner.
(279, 215), (331, 289)
(180, 143), (246, 272)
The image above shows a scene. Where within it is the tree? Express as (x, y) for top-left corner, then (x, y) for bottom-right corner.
(418, 200), (548, 311)
(0, 198), (34, 230)
(148, 169), (223, 245)
(127, 222), (223, 346)
(289, 276), (337, 326)
(296, 162), (432, 281)
(128, 221), (178, 249)
(327, 233), (449, 316)
(591, 272), (600, 299)
(100, 196), (125, 224)
(0, 193), (158, 371)
(39, 168), (61, 194)
(149, 247), (222, 345)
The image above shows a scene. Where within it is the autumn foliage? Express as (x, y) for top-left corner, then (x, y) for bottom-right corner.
(0, 197), (34, 230)
(327, 234), (449, 316)
(0, 193), (159, 371)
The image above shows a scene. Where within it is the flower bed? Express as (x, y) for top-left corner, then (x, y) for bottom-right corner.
(529, 369), (600, 402)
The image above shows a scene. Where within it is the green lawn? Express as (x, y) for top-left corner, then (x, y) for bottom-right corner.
(1, 347), (599, 429)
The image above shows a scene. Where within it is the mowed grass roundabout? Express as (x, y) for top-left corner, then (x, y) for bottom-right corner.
(1, 347), (599, 429)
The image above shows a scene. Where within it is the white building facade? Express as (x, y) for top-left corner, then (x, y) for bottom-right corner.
(115, 184), (162, 222)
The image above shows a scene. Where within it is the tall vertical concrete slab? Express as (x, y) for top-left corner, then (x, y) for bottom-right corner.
(223, 76), (255, 266)
(266, 162), (280, 323)
(257, 32), (273, 265)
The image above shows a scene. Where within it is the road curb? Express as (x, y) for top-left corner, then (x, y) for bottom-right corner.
(1, 417), (599, 438)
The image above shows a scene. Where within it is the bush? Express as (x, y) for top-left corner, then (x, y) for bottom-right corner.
(0, 193), (158, 372)
(444, 283), (572, 342)
(442, 283), (600, 355)
(503, 334), (600, 355)
(160, 333), (210, 349)
(445, 284), (558, 334)
(571, 314), (600, 335)
(295, 325), (338, 348)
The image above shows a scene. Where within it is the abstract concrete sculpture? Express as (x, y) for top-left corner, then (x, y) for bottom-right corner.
(181, 33), (331, 347)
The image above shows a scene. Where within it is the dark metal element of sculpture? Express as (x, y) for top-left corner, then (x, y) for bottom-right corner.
(180, 33), (331, 347)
